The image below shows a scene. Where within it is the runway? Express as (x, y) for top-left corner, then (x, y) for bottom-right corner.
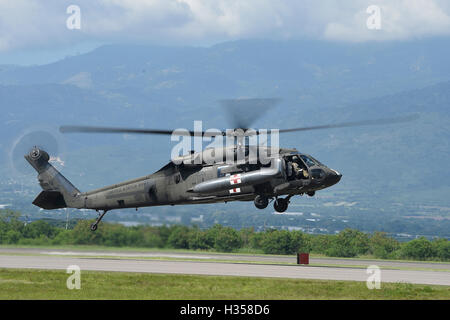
(1, 248), (449, 286)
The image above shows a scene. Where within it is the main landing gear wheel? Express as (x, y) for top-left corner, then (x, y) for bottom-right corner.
(254, 195), (269, 209)
(274, 198), (289, 213)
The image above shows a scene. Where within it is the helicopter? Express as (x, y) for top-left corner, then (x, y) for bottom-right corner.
(24, 99), (416, 231)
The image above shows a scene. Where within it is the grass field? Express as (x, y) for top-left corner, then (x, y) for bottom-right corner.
(0, 268), (449, 300)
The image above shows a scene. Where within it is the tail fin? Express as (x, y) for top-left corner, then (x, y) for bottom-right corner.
(25, 147), (81, 209)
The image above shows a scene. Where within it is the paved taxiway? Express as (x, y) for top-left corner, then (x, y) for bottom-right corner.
(1, 247), (449, 270)
(0, 248), (449, 285)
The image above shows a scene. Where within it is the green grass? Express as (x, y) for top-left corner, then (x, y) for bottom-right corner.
(0, 268), (449, 300)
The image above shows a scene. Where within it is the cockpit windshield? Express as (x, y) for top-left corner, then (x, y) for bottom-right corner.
(307, 155), (325, 166)
(299, 154), (318, 167)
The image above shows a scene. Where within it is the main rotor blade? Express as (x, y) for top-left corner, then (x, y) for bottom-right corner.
(274, 114), (419, 134)
(60, 126), (189, 135)
(219, 98), (281, 130)
(60, 114), (419, 137)
(59, 125), (225, 137)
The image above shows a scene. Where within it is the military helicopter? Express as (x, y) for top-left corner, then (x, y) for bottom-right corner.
(24, 99), (416, 231)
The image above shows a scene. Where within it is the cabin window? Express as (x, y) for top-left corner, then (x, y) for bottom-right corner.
(217, 166), (226, 177)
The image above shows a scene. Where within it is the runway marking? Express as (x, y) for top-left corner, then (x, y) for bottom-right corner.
(42, 251), (212, 260)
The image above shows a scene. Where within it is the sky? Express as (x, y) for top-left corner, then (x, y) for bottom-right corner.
(1, 0), (450, 65)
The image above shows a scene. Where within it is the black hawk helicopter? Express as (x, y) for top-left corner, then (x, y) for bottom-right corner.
(25, 99), (416, 231)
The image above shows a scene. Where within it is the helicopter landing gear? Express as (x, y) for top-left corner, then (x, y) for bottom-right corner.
(254, 195), (269, 209)
(274, 197), (289, 213)
(90, 210), (108, 231)
(307, 191), (315, 197)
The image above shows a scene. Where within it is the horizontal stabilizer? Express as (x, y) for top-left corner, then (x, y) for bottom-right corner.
(32, 190), (67, 209)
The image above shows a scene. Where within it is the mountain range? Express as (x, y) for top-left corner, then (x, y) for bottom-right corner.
(0, 38), (449, 235)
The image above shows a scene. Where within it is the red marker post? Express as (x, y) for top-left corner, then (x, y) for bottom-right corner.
(297, 253), (309, 265)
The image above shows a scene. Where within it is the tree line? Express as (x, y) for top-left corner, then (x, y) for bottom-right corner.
(0, 210), (449, 261)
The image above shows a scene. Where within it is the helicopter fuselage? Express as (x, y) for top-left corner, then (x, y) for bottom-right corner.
(26, 146), (341, 213)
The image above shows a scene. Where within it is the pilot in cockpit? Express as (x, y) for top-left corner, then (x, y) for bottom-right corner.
(290, 156), (309, 179)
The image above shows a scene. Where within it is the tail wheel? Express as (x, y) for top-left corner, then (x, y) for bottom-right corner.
(274, 198), (288, 212)
(254, 195), (269, 209)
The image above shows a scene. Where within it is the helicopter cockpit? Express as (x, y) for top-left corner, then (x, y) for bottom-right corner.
(299, 154), (320, 167)
(285, 154), (309, 180)
(285, 153), (330, 180)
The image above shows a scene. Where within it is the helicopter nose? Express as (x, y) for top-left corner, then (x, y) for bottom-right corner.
(327, 169), (342, 186)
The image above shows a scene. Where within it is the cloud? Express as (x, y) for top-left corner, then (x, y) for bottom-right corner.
(323, 0), (450, 42)
(0, 0), (449, 52)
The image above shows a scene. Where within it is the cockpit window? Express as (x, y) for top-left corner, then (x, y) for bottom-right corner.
(299, 155), (317, 167)
(309, 155), (325, 166)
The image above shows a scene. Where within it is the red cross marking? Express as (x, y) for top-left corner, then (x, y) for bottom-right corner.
(230, 174), (241, 185)
(229, 187), (241, 194)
